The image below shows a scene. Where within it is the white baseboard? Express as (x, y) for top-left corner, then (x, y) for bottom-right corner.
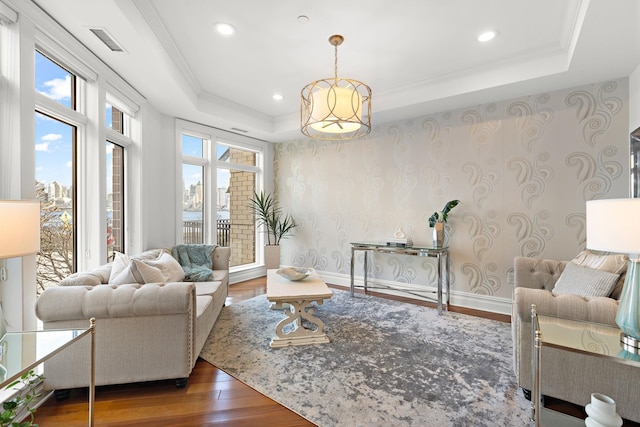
(228, 268), (513, 316)
(229, 265), (266, 284)
(317, 270), (512, 316)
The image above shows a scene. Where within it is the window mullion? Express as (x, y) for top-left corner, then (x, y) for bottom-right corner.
(35, 92), (86, 126)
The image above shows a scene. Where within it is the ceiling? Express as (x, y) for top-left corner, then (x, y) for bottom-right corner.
(32, 0), (640, 142)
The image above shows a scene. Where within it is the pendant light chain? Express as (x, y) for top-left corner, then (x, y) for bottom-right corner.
(334, 42), (339, 80)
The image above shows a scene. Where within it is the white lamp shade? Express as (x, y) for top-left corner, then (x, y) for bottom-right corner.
(0, 200), (41, 258)
(586, 198), (640, 255)
(309, 86), (362, 134)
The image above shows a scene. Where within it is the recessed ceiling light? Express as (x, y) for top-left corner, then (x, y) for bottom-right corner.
(273, 94), (284, 101)
(297, 15), (310, 24)
(477, 30), (497, 42)
(214, 22), (236, 36)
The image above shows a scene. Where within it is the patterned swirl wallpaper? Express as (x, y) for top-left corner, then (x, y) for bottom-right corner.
(273, 79), (629, 307)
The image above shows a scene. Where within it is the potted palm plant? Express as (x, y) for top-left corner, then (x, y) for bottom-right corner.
(250, 191), (297, 269)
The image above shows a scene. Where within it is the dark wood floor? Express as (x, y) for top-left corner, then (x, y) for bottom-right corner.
(32, 278), (636, 426)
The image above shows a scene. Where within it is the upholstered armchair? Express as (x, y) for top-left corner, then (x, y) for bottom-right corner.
(511, 251), (640, 422)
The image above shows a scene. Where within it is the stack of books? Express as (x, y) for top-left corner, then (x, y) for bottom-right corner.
(386, 237), (413, 248)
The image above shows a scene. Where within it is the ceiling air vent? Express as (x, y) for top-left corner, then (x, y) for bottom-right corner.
(89, 28), (125, 52)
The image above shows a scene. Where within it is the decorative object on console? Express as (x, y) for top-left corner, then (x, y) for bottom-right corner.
(0, 200), (40, 281)
(301, 34), (372, 140)
(249, 191), (297, 270)
(386, 227), (413, 247)
(428, 199), (460, 247)
(585, 393), (623, 427)
(586, 198), (640, 352)
(276, 267), (313, 282)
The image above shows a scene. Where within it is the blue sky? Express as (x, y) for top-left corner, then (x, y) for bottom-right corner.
(35, 51), (74, 188)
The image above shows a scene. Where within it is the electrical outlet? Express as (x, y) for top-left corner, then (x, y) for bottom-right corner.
(507, 271), (515, 284)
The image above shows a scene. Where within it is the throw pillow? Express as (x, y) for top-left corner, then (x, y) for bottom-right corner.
(571, 250), (628, 298)
(109, 252), (139, 285)
(141, 252), (186, 282)
(131, 259), (166, 283)
(552, 262), (620, 297)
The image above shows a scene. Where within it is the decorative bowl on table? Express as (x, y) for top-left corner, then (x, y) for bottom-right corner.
(276, 267), (313, 281)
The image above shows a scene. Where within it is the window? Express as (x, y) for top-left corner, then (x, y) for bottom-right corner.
(182, 134), (206, 244)
(182, 163), (205, 243)
(178, 120), (265, 270)
(34, 112), (76, 293)
(106, 104), (127, 261)
(35, 50), (75, 110)
(106, 141), (124, 260)
(34, 51), (78, 294)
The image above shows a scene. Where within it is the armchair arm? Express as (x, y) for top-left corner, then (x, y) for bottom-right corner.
(513, 287), (619, 326)
(212, 246), (231, 271)
(514, 257), (567, 291)
(36, 282), (195, 322)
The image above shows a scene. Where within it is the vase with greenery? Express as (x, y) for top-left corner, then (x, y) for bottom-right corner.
(428, 199), (460, 247)
(0, 370), (43, 427)
(249, 191), (297, 269)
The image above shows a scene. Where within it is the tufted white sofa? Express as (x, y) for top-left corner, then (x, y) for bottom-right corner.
(35, 246), (230, 395)
(511, 253), (640, 422)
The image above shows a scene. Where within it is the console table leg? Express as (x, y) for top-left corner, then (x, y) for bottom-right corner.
(437, 253), (443, 315)
(445, 251), (450, 310)
(350, 247), (355, 297)
(364, 251), (368, 294)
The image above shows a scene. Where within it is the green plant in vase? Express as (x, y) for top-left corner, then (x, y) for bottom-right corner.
(429, 199), (460, 247)
(249, 191), (297, 269)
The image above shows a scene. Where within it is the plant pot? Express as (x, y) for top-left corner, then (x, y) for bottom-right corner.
(432, 222), (445, 248)
(264, 245), (281, 270)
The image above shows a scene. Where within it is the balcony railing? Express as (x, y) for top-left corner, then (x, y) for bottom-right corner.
(183, 219), (230, 246)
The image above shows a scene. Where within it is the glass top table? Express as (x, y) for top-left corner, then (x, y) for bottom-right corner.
(531, 306), (640, 426)
(349, 241), (450, 314)
(0, 320), (96, 426)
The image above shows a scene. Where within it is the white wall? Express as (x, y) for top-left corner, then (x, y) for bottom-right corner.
(138, 107), (177, 250)
(275, 79), (630, 314)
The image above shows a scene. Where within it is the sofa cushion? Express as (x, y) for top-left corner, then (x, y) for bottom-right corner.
(571, 250), (628, 298)
(552, 262), (620, 297)
(193, 281), (223, 296)
(132, 259), (166, 283)
(136, 252), (186, 283)
(109, 253), (141, 285)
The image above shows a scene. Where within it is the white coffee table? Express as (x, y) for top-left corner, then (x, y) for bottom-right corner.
(266, 268), (333, 348)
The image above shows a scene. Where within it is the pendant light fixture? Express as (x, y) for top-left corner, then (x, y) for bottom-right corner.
(301, 35), (371, 140)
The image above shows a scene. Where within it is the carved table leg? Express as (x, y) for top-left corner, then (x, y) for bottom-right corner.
(270, 299), (330, 348)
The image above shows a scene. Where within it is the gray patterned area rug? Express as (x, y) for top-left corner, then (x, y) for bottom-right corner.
(199, 290), (530, 426)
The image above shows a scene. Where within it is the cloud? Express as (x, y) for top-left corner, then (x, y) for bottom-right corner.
(41, 133), (62, 142)
(66, 161), (72, 168)
(38, 75), (71, 101)
(35, 142), (49, 152)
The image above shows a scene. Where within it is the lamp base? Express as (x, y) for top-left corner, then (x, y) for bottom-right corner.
(621, 333), (640, 354)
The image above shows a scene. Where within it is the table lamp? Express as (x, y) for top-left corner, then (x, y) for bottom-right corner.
(586, 198), (640, 352)
(0, 200), (41, 281)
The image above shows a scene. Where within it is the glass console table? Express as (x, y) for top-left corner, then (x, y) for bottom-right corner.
(0, 318), (96, 426)
(531, 305), (640, 426)
(349, 242), (449, 314)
